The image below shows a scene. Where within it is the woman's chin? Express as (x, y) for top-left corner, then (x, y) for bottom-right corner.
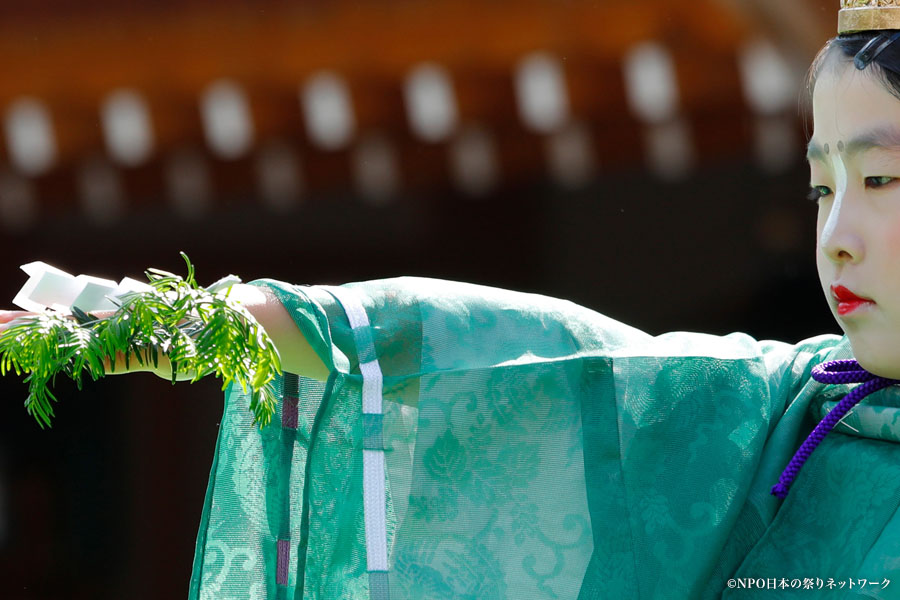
(848, 337), (900, 379)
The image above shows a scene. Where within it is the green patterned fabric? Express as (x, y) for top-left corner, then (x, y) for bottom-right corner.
(187, 277), (900, 599)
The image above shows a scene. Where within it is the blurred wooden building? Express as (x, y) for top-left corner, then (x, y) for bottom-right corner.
(0, 0), (833, 230)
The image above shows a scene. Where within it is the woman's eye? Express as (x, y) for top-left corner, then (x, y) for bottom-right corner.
(807, 185), (831, 203)
(865, 176), (894, 188)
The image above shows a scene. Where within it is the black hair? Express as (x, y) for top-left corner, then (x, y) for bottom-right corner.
(808, 31), (900, 102)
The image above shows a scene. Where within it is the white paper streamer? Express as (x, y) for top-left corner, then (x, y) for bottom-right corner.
(12, 262), (152, 314)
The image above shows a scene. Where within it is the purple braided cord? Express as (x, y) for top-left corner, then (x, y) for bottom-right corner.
(771, 359), (899, 499)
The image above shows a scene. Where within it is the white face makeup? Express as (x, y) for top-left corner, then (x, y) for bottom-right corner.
(810, 62), (900, 377)
(820, 151), (848, 246)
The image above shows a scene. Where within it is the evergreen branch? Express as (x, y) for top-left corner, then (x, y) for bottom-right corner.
(0, 253), (282, 428)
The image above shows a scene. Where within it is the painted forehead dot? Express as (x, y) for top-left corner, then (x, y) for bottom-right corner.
(838, 140), (845, 153)
(824, 143), (830, 154)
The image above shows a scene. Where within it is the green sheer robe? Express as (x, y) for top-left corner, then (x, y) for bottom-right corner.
(187, 277), (900, 599)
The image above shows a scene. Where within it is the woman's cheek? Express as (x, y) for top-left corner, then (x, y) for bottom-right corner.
(886, 212), (900, 259)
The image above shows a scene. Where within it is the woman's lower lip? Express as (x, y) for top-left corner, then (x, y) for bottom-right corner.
(838, 300), (875, 315)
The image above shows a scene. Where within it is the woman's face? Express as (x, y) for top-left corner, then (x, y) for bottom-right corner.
(811, 60), (900, 377)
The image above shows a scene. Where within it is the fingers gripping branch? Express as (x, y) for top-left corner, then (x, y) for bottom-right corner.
(0, 254), (283, 428)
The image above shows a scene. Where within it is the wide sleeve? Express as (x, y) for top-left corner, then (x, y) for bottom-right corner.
(188, 276), (843, 600)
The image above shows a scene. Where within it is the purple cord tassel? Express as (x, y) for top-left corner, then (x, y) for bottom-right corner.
(771, 359), (899, 499)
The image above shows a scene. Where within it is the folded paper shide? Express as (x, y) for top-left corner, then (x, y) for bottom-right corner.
(13, 260), (153, 314)
(0, 254), (281, 428)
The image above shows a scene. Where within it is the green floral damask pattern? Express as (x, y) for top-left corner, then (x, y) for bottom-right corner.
(188, 277), (900, 599)
(394, 364), (592, 599)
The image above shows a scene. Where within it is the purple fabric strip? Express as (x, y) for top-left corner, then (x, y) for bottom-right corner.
(282, 395), (299, 430)
(276, 539), (290, 586)
(771, 359), (899, 499)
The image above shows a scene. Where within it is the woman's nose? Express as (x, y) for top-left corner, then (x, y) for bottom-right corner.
(819, 197), (865, 264)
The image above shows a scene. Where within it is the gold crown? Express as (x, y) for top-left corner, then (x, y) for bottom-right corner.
(840, 0), (900, 33)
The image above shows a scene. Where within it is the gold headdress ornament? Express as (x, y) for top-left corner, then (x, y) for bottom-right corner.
(840, 1), (900, 34)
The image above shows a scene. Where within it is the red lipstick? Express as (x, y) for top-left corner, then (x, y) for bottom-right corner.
(831, 285), (875, 316)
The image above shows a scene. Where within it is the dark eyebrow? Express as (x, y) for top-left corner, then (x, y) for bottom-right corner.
(808, 126), (900, 163)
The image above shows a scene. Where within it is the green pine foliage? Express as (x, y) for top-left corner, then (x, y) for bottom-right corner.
(0, 254), (281, 428)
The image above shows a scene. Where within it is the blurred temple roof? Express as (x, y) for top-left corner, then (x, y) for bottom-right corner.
(0, 0), (834, 231)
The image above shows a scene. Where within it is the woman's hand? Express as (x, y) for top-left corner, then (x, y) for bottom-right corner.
(0, 283), (329, 384)
(0, 310), (36, 329)
(0, 308), (190, 381)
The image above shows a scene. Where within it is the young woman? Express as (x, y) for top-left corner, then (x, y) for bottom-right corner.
(5, 3), (900, 598)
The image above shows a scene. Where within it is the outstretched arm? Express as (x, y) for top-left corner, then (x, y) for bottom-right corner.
(0, 283), (329, 383)
(227, 284), (329, 381)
